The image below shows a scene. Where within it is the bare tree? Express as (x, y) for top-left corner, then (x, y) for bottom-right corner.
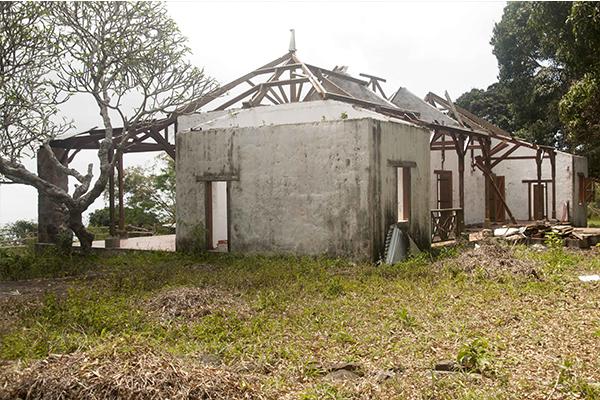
(0, 2), (215, 251)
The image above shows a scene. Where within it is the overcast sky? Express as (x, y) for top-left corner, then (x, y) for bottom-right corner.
(0, 0), (507, 227)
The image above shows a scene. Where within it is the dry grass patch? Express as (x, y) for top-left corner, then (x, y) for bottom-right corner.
(0, 351), (266, 400)
(146, 286), (251, 323)
(436, 239), (540, 280)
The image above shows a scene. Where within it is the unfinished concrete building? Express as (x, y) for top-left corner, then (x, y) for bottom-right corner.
(175, 49), (592, 260)
(176, 52), (432, 261)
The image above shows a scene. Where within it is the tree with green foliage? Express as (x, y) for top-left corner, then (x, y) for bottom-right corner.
(0, 220), (37, 241)
(457, 1), (600, 177)
(89, 154), (176, 229)
(558, 2), (600, 177)
(0, 2), (214, 251)
(455, 83), (514, 133)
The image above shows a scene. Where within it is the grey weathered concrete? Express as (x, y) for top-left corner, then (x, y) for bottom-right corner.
(176, 117), (430, 261)
(571, 154), (588, 227)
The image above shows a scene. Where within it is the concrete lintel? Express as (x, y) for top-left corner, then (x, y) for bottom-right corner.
(388, 160), (417, 168)
(196, 173), (239, 182)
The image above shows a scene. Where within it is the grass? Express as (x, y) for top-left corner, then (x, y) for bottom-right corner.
(1, 242), (600, 399)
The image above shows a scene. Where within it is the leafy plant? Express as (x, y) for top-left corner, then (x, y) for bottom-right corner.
(457, 337), (492, 372)
(544, 231), (563, 249)
(325, 277), (344, 298)
(395, 307), (419, 329)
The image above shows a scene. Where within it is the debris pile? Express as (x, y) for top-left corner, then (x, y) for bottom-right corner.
(438, 239), (539, 280)
(0, 352), (266, 400)
(145, 287), (249, 323)
(493, 223), (598, 247)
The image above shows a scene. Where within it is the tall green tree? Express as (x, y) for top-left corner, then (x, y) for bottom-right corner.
(0, 2), (215, 251)
(458, 1), (600, 177)
(558, 2), (600, 177)
(489, 1), (572, 147)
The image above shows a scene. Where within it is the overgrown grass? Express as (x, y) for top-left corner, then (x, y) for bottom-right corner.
(1, 242), (600, 399)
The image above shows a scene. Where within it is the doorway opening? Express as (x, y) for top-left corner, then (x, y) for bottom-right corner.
(205, 181), (229, 252)
(397, 167), (411, 222)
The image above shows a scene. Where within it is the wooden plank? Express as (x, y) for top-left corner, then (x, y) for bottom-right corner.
(278, 85), (289, 103)
(474, 160), (517, 224)
(249, 66), (292, 106)
(374, 80), (387, 100)
(494, 176), (506, 222)
(291, 54), (327, 99)
(550, 150), (557, 219)
(359, 72), (387, 83)
(147, 127), (176, 160)
(584, 177), (595, 202)
(214, 85), (259, 111)
(205, 182), (213, 250)
(431, 146), (459, 151)
(437, 170), (453, 209)
(290, 68), (296, 102)
(490, 143), (521, 169)
(302, 86), (316, 102)
(533, 183), (544, 220)
(177, 52), (293, 114)
(444, 91), (465, 127)
(490, 140), (509, 156)
(402, 167), (411, 221)
(253, 63), (303, 75)
(306, 64), (369, 85)
(490, 155), (549, 161)
(260, 77), (310, 88)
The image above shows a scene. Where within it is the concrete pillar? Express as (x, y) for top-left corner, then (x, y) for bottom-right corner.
(37, 147), (68, 243)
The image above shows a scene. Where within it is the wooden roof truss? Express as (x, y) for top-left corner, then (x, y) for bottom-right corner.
(180, 51), (420, 122)
(49, 116), (177, 164)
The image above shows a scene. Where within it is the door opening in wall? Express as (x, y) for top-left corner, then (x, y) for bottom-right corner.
(205, 181), (229, 252)
(488, 175), (506, 222)
(397, 167), (411, 222)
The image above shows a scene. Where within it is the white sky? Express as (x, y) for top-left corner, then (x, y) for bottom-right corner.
(0, 0), (507, 227)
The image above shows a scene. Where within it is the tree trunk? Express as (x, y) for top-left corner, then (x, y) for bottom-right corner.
(67, 209), (95, 253)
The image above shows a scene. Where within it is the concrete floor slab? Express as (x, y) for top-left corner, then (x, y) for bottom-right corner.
(86, 234), (176, 252)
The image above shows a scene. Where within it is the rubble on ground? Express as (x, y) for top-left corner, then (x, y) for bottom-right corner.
(492, 223), (600, 248)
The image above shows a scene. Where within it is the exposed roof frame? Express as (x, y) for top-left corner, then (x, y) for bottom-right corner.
(424, 91), (555, 155)
(180, 51), (421, 122)
(49, 115), (177, 163)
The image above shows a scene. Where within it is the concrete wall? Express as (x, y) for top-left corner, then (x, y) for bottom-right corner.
(371, 120), (431, 256)
(176, 116), (431, 261)
(572, 154), (588, 227)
